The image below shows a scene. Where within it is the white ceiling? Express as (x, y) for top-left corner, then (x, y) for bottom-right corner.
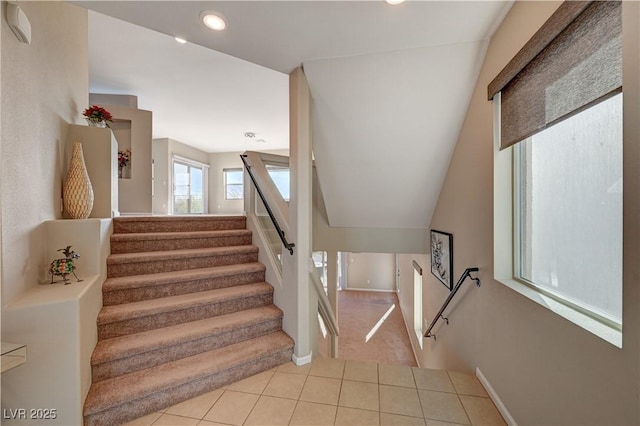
(77, 1), (512, 229)
(87, 11), (290, 153)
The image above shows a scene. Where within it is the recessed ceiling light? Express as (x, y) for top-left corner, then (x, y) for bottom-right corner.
(385, 0), (405, 4)
(201, 11), (227, 31)
(175, 37), (187, 44)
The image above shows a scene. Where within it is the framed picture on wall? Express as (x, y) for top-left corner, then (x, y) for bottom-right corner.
(430, 229), (453, 290)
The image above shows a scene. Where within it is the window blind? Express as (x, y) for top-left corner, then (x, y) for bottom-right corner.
(489, 1), (622, 150)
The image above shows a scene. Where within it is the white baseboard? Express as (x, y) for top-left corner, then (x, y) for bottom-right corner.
(476, 367), (517, 426)
(343, 287), (395, 293)
(292, 352), (313, 366)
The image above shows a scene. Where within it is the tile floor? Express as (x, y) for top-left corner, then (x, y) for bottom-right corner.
(336, 291), (417, 366)
(124, 359), (506, 426)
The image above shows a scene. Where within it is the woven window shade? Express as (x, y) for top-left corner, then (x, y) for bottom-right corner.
(489, 1), (622, 150)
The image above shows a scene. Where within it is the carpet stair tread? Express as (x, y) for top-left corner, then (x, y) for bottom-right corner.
(84, 331), (293, 417)
(97, 282), (273, 325)
(107, 245), (258, 265)
(92, 305), (283, 365)
(103, 262), (265, 292)
(113, 215), (247, 233)
(111, 229), (251, 242)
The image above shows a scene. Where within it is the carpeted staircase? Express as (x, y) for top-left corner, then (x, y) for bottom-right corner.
(83, 216), (294, 426)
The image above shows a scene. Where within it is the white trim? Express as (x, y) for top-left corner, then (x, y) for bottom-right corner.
(476, 367), (517, 426)
(172, 154), (210, 169)
(171, 158), (209, 214)
(292, 352), (312, 366)
(342, 287), (395, 293)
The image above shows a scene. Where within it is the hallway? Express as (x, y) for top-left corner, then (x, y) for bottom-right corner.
(337, 290), (417, 367)
(124, 358), (506, 425)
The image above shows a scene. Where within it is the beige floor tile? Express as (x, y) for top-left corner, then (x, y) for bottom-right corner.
(227, 370), (274, 394)
(448, 372), (488, 397)
(122, 411), (163, 426)
(153, 413), (200, 425)
(309, 357), (345, 379)
(379, 384), (423, 418)
(459, 395), (506, 426)
(335, 407), (380, 425)
(343, 360), (379, 383)
(413, 368), (456, 393)
(338, 380), (379, 411)
(262, 371), (307, 399)
(425, 422), (468, 426)
(277, 361), (312, 375)
(165, 389), (224, 419)
(244, 395), (297, 426)
(380, 412), (426, 426)
(197, 421), (230, 426)
(379, 364), (416, 388)
(203, 390), (259, 426)
(418, 390), (469, 425)
(300, 375), (342, 405)
(290, 401), (338, 426)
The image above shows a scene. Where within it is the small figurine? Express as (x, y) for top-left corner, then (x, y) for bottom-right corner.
(49, 246), (83, 285)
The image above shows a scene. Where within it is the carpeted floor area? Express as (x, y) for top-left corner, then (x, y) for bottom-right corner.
(337, 290), (417, 366)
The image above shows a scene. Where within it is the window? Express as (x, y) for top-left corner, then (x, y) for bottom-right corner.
(224, 168), (243, 200)
(266, 165), (290, 201)
(490, 1), (622, 344)
(173, 160), (207, 214)
(515, 94), (623, 326)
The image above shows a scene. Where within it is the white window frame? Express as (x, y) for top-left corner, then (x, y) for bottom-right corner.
(224, 168), (244, 200)
(171, 156), (209, 215)
(493, 94), (622, 348)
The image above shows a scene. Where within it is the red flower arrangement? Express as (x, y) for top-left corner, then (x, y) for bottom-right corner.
(118, 149), (130, 169)
(82, 105), (113, 127)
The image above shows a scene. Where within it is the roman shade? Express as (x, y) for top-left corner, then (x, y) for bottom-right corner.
(489, 1), (622, 150)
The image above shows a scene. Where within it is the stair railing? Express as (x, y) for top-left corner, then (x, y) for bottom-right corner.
(241, 153), (295, 255)
(310, 260), (339, 334)
(424, 267), (481, 340)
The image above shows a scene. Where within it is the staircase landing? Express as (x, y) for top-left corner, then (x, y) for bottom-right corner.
(123, 358), (507, 426)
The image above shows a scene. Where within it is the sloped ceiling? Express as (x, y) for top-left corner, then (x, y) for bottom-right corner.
(76, 1), (512, 229)
(305, 40), (488, 228)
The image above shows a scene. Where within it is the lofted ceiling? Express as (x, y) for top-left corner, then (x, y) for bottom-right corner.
(76, 1), (512, 229)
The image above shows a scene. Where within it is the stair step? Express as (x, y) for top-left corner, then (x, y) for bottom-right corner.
(110, 229), (253, 254)
(83, 331), (293, 426)
(97, 283), (273, 339)
(113, 215), (246, 234)
(102, 262), (266, 305)
(91, 305), (284, 382)
(107, 245), (259, 278)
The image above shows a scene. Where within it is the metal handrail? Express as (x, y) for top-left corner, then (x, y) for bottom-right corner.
(424, 267), (480, 340)
(240, 154), (295, 255)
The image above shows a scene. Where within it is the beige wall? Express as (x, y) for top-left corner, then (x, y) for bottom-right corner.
(152, 138), (169, 214)
(208, 152), (245, 214)
(1, 1), (88, 304)
(103, 105), (153, 214)
(398, 2), (640, 424)
(152, 138), (211, 214)
(208, 149), (290, 215)
(346, 253), (395, 291)
(313, 170), (429, 254)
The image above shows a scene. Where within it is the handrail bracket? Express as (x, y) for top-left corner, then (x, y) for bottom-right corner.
(424, 267), (480, 340)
